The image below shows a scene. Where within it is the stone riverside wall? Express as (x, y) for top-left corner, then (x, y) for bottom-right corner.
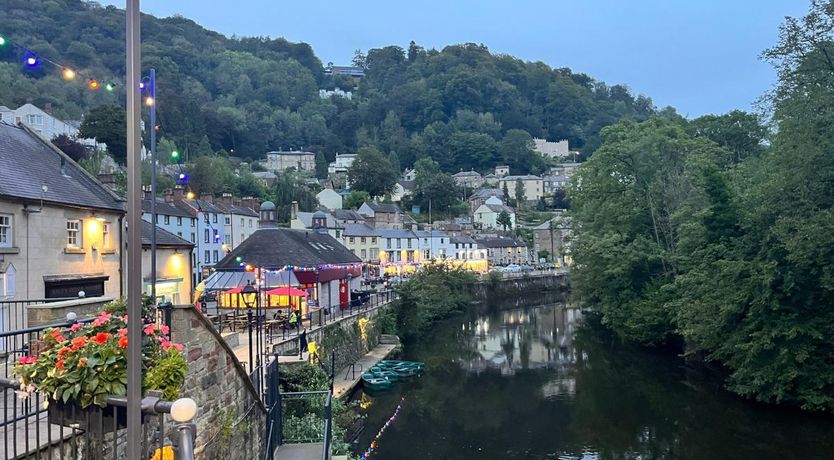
(471, 272), (568, 299)
(170, 305), (265, 460)
(272, 304), (392, 372)
(27, 296), (114, 327)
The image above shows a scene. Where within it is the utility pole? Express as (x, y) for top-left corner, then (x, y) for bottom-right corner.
(149, 68), (157, 304)
(125, 0), (143, 458)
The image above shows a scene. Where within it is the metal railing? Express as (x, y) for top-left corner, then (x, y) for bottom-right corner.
(0, 298), (79, 356)
(1, 314), (94, 378)
(0, 376), (195, 460)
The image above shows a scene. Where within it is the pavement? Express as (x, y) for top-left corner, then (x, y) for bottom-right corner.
(332, 343), (399, 400)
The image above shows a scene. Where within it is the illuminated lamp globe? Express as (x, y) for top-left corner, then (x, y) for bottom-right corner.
(62, 68), (76, 80)
(170, 398), (197, 423)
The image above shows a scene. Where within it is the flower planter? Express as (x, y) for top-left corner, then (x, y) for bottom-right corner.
(47, 399), (127, 430)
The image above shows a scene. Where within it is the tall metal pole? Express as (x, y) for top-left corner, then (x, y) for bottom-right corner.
(150, 68), (157, 304)
(126, 0), (143, 458)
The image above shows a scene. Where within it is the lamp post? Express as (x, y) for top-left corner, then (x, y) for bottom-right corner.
(141, 69), (157, 304)
(125, 0), (142, 457)
(242, 282), (257, 376)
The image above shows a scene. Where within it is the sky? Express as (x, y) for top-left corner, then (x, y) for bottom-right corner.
(101, 0), (808, 117)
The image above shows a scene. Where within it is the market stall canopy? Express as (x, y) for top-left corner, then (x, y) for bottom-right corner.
(201, 270), (299, 292)
(265, 287), (309, 297)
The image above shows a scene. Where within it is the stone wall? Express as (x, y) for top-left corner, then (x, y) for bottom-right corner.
(27, 296), (114, 327)
(472, 272), (568, 299)
(170, 305), (265, 460)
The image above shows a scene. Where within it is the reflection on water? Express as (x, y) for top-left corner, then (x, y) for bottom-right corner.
(354, 300), (834, 460)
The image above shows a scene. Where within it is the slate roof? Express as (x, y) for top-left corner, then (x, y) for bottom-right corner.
(413, 230), (449, 238)
(214, 201), (259, 217)
(0, 122), (124, 212)
(398, 180), (415, 191)
(365, 202), (401, 214)
(453, 171), (482, 178)
(295, 211), (343, 229)
(331, 209), (365, 222)
(501, 175), (542, 181)
(215, 228), (361, 269)
(482, 204), (515, 214)
(377, 229), (417, 239)
(450, 234), (477, 245)
(343, 223), (379, 237)
(142, 198), (192, 218)
(141, 221), (194, 247)
(476, 236), (527, 248)
(469, 188), (504, 200)
(175, 199), (224, 216)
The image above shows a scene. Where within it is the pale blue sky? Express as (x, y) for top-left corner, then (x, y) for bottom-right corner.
(103, 0), (808, 117)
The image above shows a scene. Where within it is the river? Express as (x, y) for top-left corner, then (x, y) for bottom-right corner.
(352, 296), (834, 459)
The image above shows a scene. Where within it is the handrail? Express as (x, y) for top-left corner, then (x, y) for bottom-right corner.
(344, 362), (363, 381)
(0, 317), (94, 339)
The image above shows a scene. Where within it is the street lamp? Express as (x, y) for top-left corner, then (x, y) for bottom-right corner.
(242, 281), (258, 375)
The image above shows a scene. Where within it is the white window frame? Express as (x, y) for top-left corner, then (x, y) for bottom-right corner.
(0, 264), (16, 298)
(102, 222), (112, 250)
(0, 214), (12, 248)
(67, 220), (82, 248)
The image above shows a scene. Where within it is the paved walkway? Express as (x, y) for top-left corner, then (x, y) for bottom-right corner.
(274, 442), (324, 460)
(332, 343), (399, 400)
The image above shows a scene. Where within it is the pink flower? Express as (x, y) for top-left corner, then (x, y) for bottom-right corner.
(117, 328), (128, 337)
(143, 324), (157, 336)
(70, 323), (83, 332)
(92, 312), (112, 327)
(172, 343), (184, 352)
(160, 325), (170, 335)
(17, 355), (37, 365)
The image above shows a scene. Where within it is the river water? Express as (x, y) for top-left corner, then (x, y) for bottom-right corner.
(352, 296), (834, 459)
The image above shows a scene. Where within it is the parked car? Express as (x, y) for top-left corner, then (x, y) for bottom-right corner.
(504, 264), (523, 273)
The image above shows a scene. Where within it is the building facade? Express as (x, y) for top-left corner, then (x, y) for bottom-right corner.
(327, 153), (357, 175)
(141, 221), (193, 304)
(452, 171), (484, 189)
(265, 150), (316, 172)
(476, 237), (531, 266)
(474, 197), (516, 230)
(173, 195), (226, 284)
(499, 175), (544, 201)
(342, 223), (380, 263)
(316, 188), (343, 210)
(0, 122), (125, 307)
(533, 138), (570, 159)
(358, 202), (403, 229)
(0, 104), (101, 149)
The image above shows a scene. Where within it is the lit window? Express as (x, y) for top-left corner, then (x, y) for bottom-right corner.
(177, 217), (182, 226)
(164, 215), (170, 225)
(191, 218), (196, 227)
(213, 250), (218, 263)
(204, 250), (210, 263)
(67, 220), (81, 248)
(0, 214), (12, 248)
(204, 229), (209, 243)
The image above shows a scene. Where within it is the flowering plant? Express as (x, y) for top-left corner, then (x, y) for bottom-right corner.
(13, 310), (186, 408)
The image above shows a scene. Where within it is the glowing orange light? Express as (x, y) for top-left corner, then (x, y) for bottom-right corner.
(62, 68), (76, 80)
(88, 79), (100, 90)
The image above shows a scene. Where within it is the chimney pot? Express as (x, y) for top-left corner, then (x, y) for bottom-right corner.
(173, 185), (184, 202)
(200, 192), (213, 204)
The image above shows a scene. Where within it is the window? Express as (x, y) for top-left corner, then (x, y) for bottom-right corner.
(177, 232), (183, 238)
(0, 214), (12, 248)
(240, 233), (244, 242)
(155, 215), (160, 224)
(225, 235), (231, 244)
(26, 114), (44, 125)
(164, 215), (170, 225)
(360, 237), (366, 244)
(349, 237), (355, 244)
(66, 220), (81, 248)
(191, 218), (196, 227)
(0, 263), (16, 297)
(204, 229), (210, 243)
(177, 217), (182, 226)
(190, 233), (196, 243)
(371, 237), (377, 244)
(386, 239), (391, 249)
(440, 238), (445, 244)
(335, 231), (341, 239)
(212, 214), (218, 223)
(361, 249), (367, 259)
(249, 220), (253, 228)
(424, 238), (428, 244)
(204, 250), (210, 264)
(407, 239), (412, 249)
(102, 222), (112, 249)
(240, 218), (244, 226)
(396, 239), (401, 249)
(213, 250), (218, 263)
(223, 216), (230, 225)
(203, 213), (209, 223)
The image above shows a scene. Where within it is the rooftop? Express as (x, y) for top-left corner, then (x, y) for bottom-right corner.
(377, 229), (417, 239)
(342, 223), (379, 237)
(141, 221), (194, 247)
(469, 188), (505, 200)
(0, 122), (124, 212)
(331, 209), (365, 222)
(216, 228), (360, 269)
(500, 175), (542, 181)
(142, 198), (193, 218)
(295, 211), (343, 229)
(476, 236), (527, 248)
(363, 202), (401, 214)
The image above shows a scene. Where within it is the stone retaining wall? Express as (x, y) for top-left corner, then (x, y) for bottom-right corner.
(170, 305), (265, 460)
(472, 272), (568, 299)
(27, 296), (114, 327)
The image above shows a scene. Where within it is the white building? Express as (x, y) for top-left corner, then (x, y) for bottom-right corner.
(452, 171), (484, 189)
(214, 194), (260, 251)
(319, 88), (353, 100)
(474, 197), (516, 230)
(495, 165), (510, 178)
(543, 175), (569, 194)
(0, 104), (102, 149)
(316, 188), (343, 210)
(414, 230), (450, 260)
(533, 138), (570, 159)
(549, 163), (581, 177)
(328, 153), (357, 175)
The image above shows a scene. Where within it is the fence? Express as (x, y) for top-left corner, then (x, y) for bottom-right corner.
(0, 298), (78, 355)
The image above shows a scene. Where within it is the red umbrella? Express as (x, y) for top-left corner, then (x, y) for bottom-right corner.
(265, 286), (309, 297)
(225, 286), (244, 294)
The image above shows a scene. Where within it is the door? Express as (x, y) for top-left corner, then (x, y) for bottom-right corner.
(339, 279), (349, 310)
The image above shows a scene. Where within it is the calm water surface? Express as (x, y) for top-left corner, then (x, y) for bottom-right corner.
(353, 297), (834, 459)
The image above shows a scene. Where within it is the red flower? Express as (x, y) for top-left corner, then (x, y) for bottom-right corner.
(17, 355), (37, 365)
(91, 332), (112, 345)
(57, 346), (71, 359)
(92, 312), (113, 327)
(70, 336), (88, 350)
(56, 359), (65, 369)
(118, 336), (128, 349)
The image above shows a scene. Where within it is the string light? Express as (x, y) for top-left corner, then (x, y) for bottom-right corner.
(88, 79), (100, 90)
(361, 397), (405, 459)
(171, 150), (180, 161)
(145, 96), (155, 107)
(23, 51), (39, 68)
(61, 67), (76, 80)
(105, 83), (115, 92)
(0, 36), (6, 46)
(186, 191), (196, 200)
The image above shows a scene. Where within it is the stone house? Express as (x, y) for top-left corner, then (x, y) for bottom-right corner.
(358, 202), (403, 229)
(476, 236), (531, 266)
(264, 150), (315, 173)
(0, 121), (125, 306)
(499, 175), (544, 202)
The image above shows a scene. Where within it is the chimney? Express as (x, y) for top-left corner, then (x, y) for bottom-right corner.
(291, 201), (299, 221)
(253, 198), (261, 212)
(241, 196), (253, 210)
(142, 185), (152, 201)
(173, 185), (184, 202)
(164, 188), (174, 203)
(44, 102), (53, 115)
(200, 192), (213, 204)
(221, 193), (233, 207)
(97, 173), (116, 190)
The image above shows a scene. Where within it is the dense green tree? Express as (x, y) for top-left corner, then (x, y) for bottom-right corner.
(514, 179), (525, 205)
(347, 146), (396, 198)
(343, 190), (370, 210)
(314, 151), (328, 179)
(412, 158), (460, 215)
(497, 210), (512, 231)
(51, 134), (87, 162)
(79, 105), (126, 164)
(687, 110), (768, 164)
